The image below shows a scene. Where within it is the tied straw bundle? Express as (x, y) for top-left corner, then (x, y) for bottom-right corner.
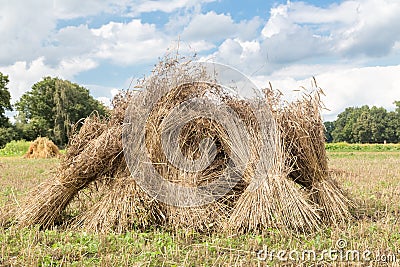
(8, 55), (356, 234)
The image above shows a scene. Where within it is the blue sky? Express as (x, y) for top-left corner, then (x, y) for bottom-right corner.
(1, 0), (400, 121)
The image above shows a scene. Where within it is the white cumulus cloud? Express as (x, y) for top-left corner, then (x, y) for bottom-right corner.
(252, 64), (400, 121)
(0, 57), (97, 103)
(91, 20), (169, 64)
(182, 11), (263, 42)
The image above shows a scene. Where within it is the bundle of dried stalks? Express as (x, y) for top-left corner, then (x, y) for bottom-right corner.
(126, 58), (256, 231)
(228, 121), (321, 233)
(24, 137), (61, 159)
(72, 166), (164, 233)
(264, 81), (356, 225)
(15, 90), (145, 230)
(16, 124), (124, 228)
(15, 56), (252, 232)
(13, 54), (355, 234)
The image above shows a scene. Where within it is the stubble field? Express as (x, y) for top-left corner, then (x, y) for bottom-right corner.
(0, 151), (399, 266)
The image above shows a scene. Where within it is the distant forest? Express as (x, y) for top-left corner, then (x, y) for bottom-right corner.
(324, 102), (400, 143)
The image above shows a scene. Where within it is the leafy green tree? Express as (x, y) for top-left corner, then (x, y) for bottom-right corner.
(15, 77), (108, 147)
(352, 107), (372, 143)
(0, 72), (12, 127)
(0, 127), (20, 149)
(332, 107), (364, 143)
(369, 106), (388, 143)
(385, 111), (398, 143)
(393, 101), (400, 141)
(0, 72), (16, 148)
(330, 102), (400, 144)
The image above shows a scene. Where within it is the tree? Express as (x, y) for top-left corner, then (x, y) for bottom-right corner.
(352, 107), (372, 143)
(0, 127), (20, 149)
(385, 111), (398, 143)
(330, 102), (400, 144)
(332, 107), (360, 143)
(0, 72), (12, 127)
(15, 77), (108, 147)
(392, 101), (400, 141)
(368, 106), (388, 143)
(0, 72), (15, 148)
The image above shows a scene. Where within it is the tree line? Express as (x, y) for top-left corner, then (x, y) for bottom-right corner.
(324, 102), (400, 143)
(0, 72), (108, 148)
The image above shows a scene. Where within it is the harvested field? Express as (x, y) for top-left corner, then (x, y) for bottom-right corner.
(0, 152), (399, 266)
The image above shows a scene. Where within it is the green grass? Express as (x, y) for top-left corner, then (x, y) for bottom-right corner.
(326, 142), (400, 152)
(1, 152), (399, 266)
(0, 140), (31, 157)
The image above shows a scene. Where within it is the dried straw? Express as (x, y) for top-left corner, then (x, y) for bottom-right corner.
(24, 137), (61, 159)
(72, 166), (164, 233)
(128, 59), (254, 231)
(16, 125), (123, 228)
(13, 55), (356, 234)
(228, 112), (321, 233)
(264, 81), (356, 226)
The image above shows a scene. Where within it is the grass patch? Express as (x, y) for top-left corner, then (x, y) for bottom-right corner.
(326, 142), (400, 152)
(0, 140), (31, 157)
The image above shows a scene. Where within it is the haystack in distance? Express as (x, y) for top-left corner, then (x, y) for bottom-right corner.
(24, 137), (61, 159)
(13, 56), (356, 234)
